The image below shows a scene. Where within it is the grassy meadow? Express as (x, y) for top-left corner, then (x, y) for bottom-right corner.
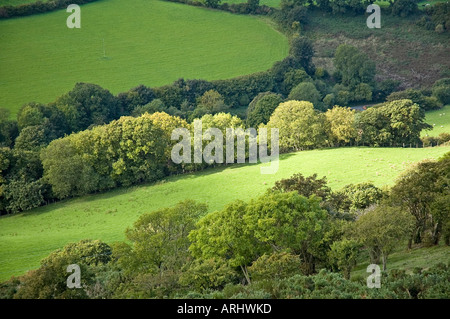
(1, 146), (449, 281)
(0, 0), (288, 118)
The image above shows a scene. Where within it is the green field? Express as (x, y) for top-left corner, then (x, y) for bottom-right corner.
(0, 146), (449, 281)
(352, 241), (450, 279)
(0, 0), (288, 118)
(0, 0), (48, 5)
(422, 105), (450, 137)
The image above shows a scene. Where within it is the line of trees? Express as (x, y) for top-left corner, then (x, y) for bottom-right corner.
(0, 0), (99, 19)
(1, 93), (437, 215)
(264, 99), (432, 153)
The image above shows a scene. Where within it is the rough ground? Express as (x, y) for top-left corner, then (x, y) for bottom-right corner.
(306, 11), (450, 89)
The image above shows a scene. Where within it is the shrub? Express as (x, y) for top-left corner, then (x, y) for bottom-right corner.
(390, 0), (418, 18)
(246, 92), (283, 127)
(249, 251), (303, 281)
(12, 239), (112, 299)
(288, 82), (322, 108)
(432, 79), (450, 105)
(387, 89), (442, 111)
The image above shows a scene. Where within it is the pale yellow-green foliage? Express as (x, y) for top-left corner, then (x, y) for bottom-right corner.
(267, 100), (327, 152)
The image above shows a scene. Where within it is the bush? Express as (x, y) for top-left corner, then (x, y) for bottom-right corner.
(12, 239), (112, 299)
(432, 79), (450, 105)
(288, 82), (322, 108)
(328, 0), (371, 15)
(249, 251), (303, 281)
(0, 0), (100, 20)
(4, 179), (45, 214)
(355, 99), (430, 146)
(334, 44), (375, 88)
(289, 36), (315, 75)
(334, 182), (384, 213)
(387, 89), (442, 111)
(180, 258), (238, 292)
(246, 92), (283, 128)
(424, 2), (450, 33)
(390, 0), (418, 18)
(212, 71), (275, 108)
(272, 172), (331, 200)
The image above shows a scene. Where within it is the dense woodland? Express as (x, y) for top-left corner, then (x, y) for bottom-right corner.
(0, 0), (449, 299)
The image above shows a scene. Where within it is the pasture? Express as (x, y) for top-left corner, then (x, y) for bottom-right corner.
(0, 0), (288, 118)
(422, 105), (450, 137)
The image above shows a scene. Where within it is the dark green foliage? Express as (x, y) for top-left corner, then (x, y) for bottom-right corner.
(11, 239), (112, 299)
(288, 82), (322, 107)
(117, 85), (155, 115)
(432, 78), (450, 105)
(212, 71), (275, 108)
(55, 83), (119, 132)
(274, 1), (309, 34)
(271, 56), (301, 89)
(0, 148), (50, 213)
(422, 2), (450, 33)
(373, 79), (401, 101)
(289, 36), (315, 75)
(0, 108), (18, 148)
(280, 68), (311, 96)
(355, 99), (431, 146)
(390, 153), (450, 247)
(3, 178), (45, 214)
(174, 264), (450, 299)
(334, 44), (375, 88)
(0, 0), (99, 19)
(17, 102), (68, 140)
(380, 264), (450, 299)
(272, 172), (331, 201)
(387, 89), (442, 111)
(334, 182), (384, 213)
(246, 92), (283, 127)
(390, 0), (418, 18)
(131, 99), (166, 117)
(328, 0), (371, 14)
(205, 0), (221, 8)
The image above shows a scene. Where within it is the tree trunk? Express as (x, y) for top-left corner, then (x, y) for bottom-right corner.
(382, 253), (387, 272)
(344, 268), (351, 280)
(240, 265), (251, 285)
(369, 247), (381, 264)
(432, 222), (441, 245)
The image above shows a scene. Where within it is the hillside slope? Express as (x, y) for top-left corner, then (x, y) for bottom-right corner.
(0, 146), (449, 281)
(0, 0), (288, 117)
